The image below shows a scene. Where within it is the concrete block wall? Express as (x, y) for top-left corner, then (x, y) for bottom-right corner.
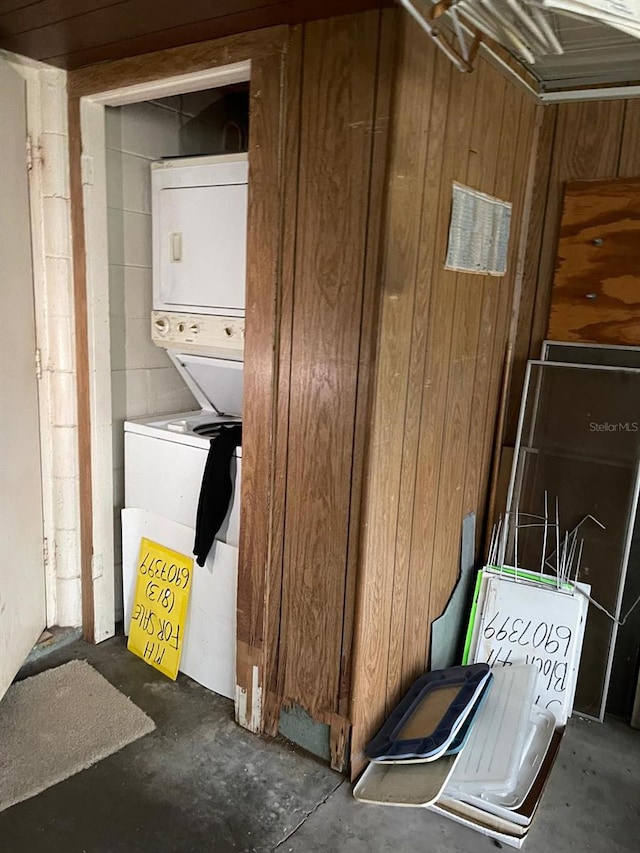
(106, 99), (221, 618)
(38, 69), (82, 627)
(9, 56), (83, 628)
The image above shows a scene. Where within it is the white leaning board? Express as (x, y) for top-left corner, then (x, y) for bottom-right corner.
(122, 508), (237, 699)
(471, 573), (590, 724)
(354, 754), (460, 807)
(447, 665), (538, 794)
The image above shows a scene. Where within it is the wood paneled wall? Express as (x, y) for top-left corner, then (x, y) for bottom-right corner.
(69, 9), (397, 771)
(266, 12), (395, 762)
(506, 98), (640, 443)
(348, 15), (541, 775)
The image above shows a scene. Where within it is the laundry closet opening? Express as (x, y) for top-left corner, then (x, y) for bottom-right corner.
(104, 78), (250, 698)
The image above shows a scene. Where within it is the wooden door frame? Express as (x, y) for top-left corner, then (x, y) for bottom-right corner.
(68, 25), (292, 731)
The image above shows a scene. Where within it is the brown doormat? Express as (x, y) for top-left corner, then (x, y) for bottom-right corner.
(0, 659), (155, 812)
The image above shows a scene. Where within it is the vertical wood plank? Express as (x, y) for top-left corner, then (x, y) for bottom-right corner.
(476, 96), (539, 539)
(461, 71), (525, 527)
(235, 48), (288, 730)
(261, 27), (303, 736)
(381, 15), (439, 722)
(425, 58), (507, 638)
(619, 99), (640, 178)
(504, 104), (557, 444)
(401, 55), (480, 679)
(337, 7), (397, 734)
(349, 17), (444, 770)
(278, 11), (381, 715)
(392, 47), (452, 706)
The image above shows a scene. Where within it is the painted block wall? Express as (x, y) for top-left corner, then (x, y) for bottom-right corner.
(105, 98), (223, 619)
(37, 68), (81, 628)
(8, 57), (82, 629)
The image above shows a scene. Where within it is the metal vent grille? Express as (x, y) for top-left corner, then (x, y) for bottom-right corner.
(445, 182), (512, 276)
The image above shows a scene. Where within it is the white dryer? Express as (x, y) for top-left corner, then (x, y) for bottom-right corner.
(122, 350), (243, 698)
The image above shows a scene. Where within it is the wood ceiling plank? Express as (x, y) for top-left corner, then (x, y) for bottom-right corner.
(0, 0), (283, 59)
(0, 1), (40, 14)
(0, 1), (131, 34)
(0, 0), (385, 68)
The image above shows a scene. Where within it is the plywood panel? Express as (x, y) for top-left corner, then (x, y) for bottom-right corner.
(530, 100), (626, 356)
(506, 97), (638, 446)
(278, 11), (381, 716)
(548, 178), (640, 345)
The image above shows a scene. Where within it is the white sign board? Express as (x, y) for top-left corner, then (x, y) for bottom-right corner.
(471, 573), (589, 724)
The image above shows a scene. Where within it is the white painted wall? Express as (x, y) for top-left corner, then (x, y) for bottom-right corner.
(0, 52), (82, 628)
(105, 99), (225, 619)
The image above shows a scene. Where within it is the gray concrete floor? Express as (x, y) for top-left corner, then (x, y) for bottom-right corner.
(0, 636), (638, 852)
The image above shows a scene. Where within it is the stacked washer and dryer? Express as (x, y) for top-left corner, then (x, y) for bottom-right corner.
(122, 153), (248, 699)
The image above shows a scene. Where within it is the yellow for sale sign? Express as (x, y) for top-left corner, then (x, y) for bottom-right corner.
(127, 538), (193, 680)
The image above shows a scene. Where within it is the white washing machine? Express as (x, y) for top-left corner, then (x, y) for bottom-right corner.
(122, 350), (243, 698)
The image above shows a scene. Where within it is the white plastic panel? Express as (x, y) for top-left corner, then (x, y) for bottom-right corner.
(124, 430), (241, 546)
(167, 351), (243, 415)
(122, 509), (237, 699)
(447, 665), (539, 794)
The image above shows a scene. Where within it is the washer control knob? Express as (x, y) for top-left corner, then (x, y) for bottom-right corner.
(189, 323), (199, 334)
(154, 316), (170, 335)
(224, 326), (234, 337)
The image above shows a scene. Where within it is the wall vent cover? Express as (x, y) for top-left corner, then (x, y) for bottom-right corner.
(445, 182), (512, 276)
